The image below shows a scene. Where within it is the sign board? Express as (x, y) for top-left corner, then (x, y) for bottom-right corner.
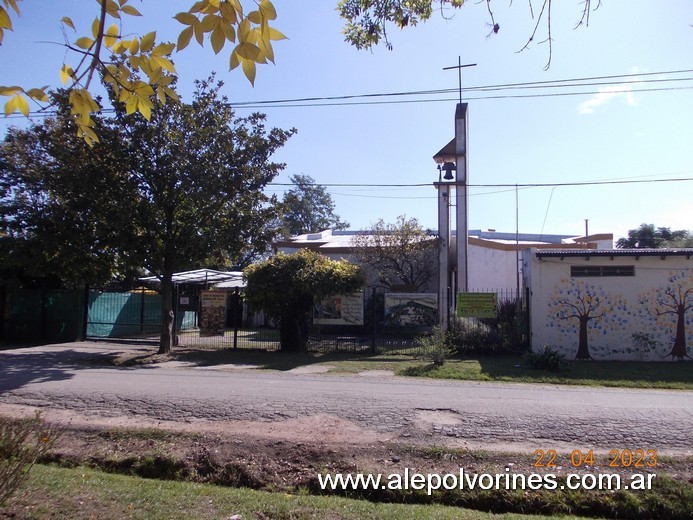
(456, 292), (497, 318)
(313, 293), (364, 325)
(200, 290), (226, 336)
(384, 293), (438, 326)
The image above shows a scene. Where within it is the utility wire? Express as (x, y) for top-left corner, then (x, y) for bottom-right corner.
(229, 68), (693, 106)
(4, 69), (692, 118)
(268, 177), (693, 188)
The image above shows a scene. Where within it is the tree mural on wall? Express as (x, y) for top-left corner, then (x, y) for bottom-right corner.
(639, 270), (693, 360)
(547, 278), (627, 360)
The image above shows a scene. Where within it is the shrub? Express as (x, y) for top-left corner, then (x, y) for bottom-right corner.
(447, 320), (506, 356)
(0, 412), (62, 506)
(525, 345), (567, 372)
(415, 326), (451, 365)
(631, 332), (659, 360)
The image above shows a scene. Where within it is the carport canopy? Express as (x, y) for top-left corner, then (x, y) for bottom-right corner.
(140, 268), (245, 287)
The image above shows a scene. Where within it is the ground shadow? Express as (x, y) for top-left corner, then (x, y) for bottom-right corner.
(0, 344), (157, 392)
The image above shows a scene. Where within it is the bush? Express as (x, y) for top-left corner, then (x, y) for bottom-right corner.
(448, 298), (529, 357)
(0, 412), (61, 506)
(415, 326), (451, 365)
(446, 320), (506, 356)
(525, 345), (567, 372)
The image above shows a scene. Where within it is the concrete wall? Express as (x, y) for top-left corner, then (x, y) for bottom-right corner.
(525, 250), (693, 360)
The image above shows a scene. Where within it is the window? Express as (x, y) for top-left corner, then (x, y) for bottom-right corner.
(570, 265), (635, 277)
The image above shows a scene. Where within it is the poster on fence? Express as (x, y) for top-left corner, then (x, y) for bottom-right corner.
(384, 293), (438, 326)
(313, 293), (364, 325)
(456, 292), (497, 318)
(200, 290), (226, 336)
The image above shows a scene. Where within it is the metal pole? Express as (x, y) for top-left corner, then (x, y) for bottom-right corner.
(516, 184), (520, 297)
(233, 286), (239, 350)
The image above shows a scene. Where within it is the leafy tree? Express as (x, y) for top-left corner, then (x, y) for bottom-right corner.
(1, 77), (295, 353)
(616, 224), (691, 249)
(0, 91), (143, 288)
(281, 174), (349, 236)
(244, 249), (364, 352)
(351, 215), (440, 291)
(0, 0), (285, 144)
(338, 0), (600, 68)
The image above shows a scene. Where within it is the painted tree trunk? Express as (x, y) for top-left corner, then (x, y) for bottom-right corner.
(575, 316), (592, 360)
(669, 307), (688, 359)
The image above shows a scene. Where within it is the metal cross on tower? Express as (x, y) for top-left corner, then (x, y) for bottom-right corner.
(443, 56), (477, 103)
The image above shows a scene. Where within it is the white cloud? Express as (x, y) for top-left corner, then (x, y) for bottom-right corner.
(578, 67), (643, 114)
(578, 85), (639, 114)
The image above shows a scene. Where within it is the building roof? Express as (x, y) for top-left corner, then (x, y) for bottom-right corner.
(140, 269), (244, 285)
(274, 229), (614, 254)
(535, 248), (693, 258)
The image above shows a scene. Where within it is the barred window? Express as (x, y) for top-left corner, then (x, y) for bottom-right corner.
(571, 265), (635, 277)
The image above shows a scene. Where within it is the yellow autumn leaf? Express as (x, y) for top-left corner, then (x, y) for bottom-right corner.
(120, 4), (141, 16)
(0, 6), (12, 30)
(163, 86), (179, 102)
(241, 57), (256, 86)
(91, 17), (100, 38)
(104, 23), (119, 47)
(194, 22), (204, 45)
(247, 11), (262, 25)
(174, 12), (198, 26)
(129, 37), (139, 54)
(4, 0), (20, 16)
(210, 26), (225, 54)
(0, 85), (22, 95)
(75, 36), (94, 50)
(105, 0), (120, 18)
(26, 88), (48, 102)
(150, 55), (175, 73)
(259, 0), (277, 21)
(137, 97), (152, 120)
(229, 49), (240, 70)
(60, 64), (75, 85)
(221, 22), (235, 42)
(177, 26), (193, 51)
(235, 41), (260, 61)
(139, 31), (156, 52)
(200, 13), (218, 32)
(61, 16), (75, 31)
(151, 43), (175, 56)
(219, 2), (237, 24)
(267, 27), (287, 41)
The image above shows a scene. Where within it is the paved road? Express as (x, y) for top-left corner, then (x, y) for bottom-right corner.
(1, 343), (691, 453)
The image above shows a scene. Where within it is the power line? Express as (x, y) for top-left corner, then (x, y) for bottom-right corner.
(268, 177), (693, 189)
(4, 69), (692, 119)
(229, 68), (693, 107)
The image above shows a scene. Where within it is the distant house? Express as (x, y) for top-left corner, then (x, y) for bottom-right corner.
(274, 229), (614, 294)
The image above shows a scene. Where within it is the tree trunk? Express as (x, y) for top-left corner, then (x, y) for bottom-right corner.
(158, 270), (174, 354)
(279, 296), (311, 352)
(575, 315), (592, 360)
(668, 307), (688, 359)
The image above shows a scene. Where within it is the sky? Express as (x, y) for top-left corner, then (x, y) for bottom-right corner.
(1, 0), (692, 241)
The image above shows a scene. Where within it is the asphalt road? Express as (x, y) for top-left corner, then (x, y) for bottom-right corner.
(1, 343), (691, 454)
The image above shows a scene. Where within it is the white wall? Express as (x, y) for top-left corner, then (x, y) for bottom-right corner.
(525, 250), (693, 360)
(468, 243), (521, 293)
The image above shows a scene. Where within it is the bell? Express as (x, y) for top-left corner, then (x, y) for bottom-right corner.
(442, 161), (456, 180)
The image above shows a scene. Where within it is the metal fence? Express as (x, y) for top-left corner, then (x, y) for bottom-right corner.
(0, 286), (85, 343)
(3, 285), (527, 355)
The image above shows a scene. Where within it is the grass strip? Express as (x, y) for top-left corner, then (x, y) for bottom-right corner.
(3, 464), (570, 520)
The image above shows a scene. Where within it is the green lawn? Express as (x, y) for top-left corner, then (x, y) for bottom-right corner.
(2, 464), (576, 520)
(163, 347), (693, 390)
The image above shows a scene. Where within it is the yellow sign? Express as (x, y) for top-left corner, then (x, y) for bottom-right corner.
(456, 293), (497, 318)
